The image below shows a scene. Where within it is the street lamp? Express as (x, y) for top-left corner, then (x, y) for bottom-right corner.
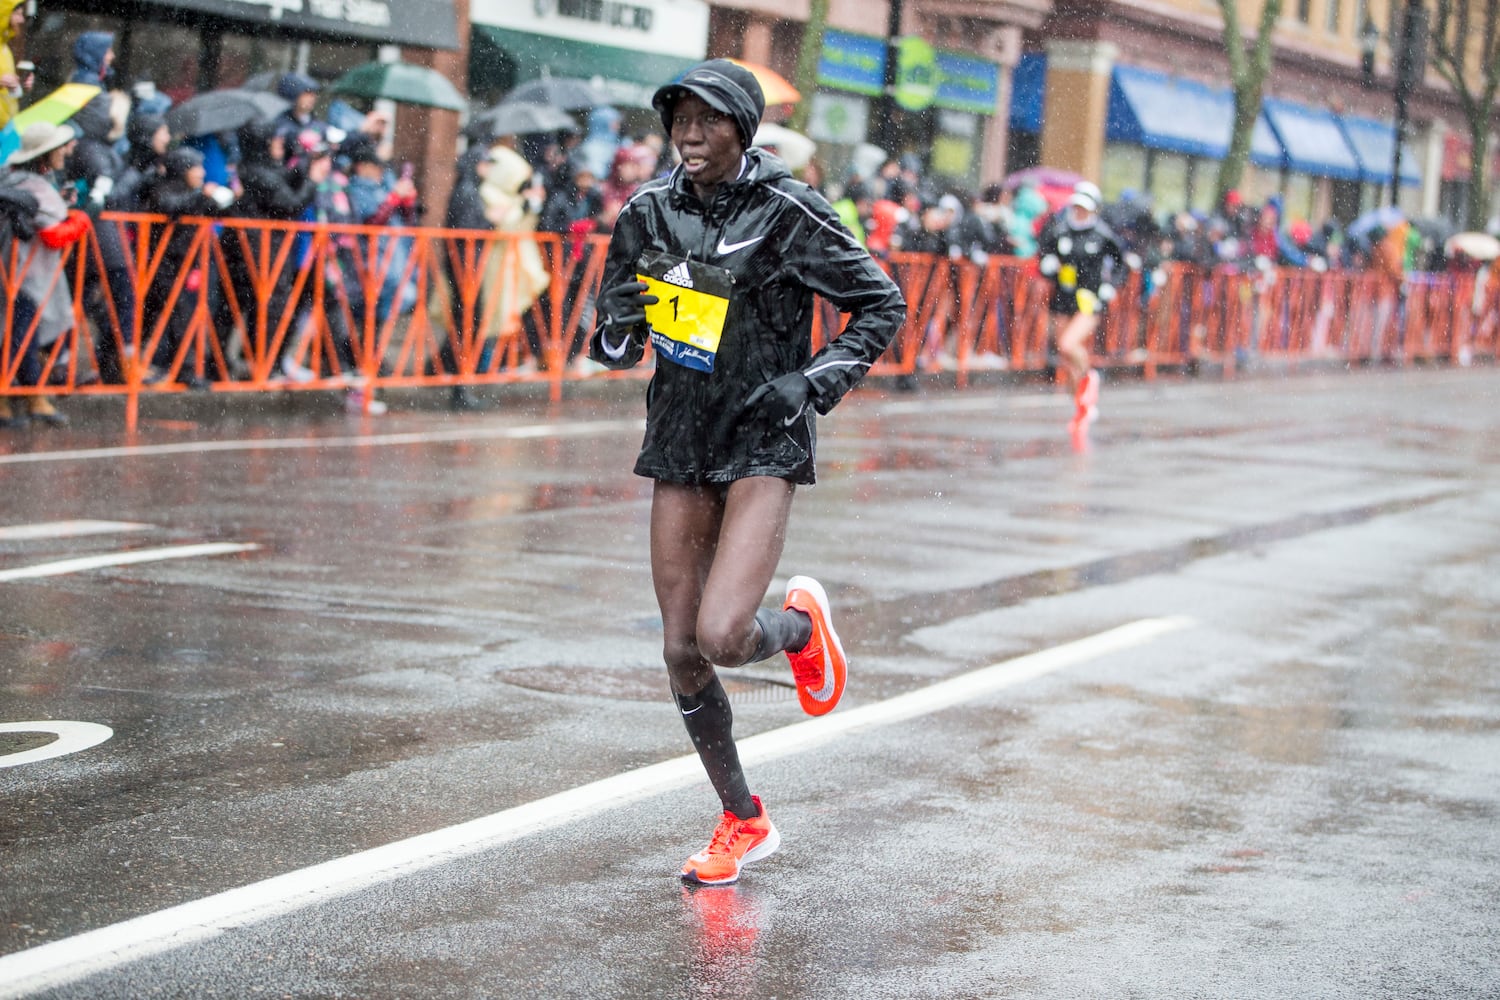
(1389, 0), (1428, 207)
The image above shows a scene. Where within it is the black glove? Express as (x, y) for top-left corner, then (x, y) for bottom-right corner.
(598, 280), (657, 330)
(743, 371), (812, 426)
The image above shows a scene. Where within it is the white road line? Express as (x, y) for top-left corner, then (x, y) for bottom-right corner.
(0, 420), (645, 466)
(0, 616), (1191, 997)
(0, 521), (153, 541)
(0, 543), (259, 583)
(0, 722), (114, 769)
(881, 394), (1063, 416)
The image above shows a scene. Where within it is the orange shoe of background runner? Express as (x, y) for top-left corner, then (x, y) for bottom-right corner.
(680, 795), (781, 886)
(784, 575), (847, 715)
(1074, 368), (1100, 424)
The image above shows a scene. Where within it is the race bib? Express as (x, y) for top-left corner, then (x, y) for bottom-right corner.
(637, 251), (734, 373)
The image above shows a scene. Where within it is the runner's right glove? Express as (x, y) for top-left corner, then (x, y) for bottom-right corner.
(598, 281), (657, 330)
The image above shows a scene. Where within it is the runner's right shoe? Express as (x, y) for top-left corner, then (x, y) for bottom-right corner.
(784, 575), (847, 715)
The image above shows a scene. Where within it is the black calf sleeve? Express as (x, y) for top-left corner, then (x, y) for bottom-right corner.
(749, 607), (813, 663)
(676, 675), (756, 819)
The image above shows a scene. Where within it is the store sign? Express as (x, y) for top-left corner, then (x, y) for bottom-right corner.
(142, 0), (459, 47)
(894, 36), (937, 111)
(935, 52), (999, 115)
(818, 28), (999, 115)
(807, 90), (869, 144)
(471, 0), (708, 59)
(818, 29), (885, 97)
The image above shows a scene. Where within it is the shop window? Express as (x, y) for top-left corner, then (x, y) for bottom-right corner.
(1243, 164), (1282, 206)
(1190, 159), (1220, 214)
(25, 11), (120, 91)
(1325, 0), (1343, 33)
(1147, 150), (1189, 214)
(1283, 172), (1315, 223)
(216, 34), (298, 91)
(1100, 144), (1147, 203)
(126, 22), (203, 103)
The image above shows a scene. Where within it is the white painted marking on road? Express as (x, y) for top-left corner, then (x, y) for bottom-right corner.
(0, 722), (113, 769)
(0, 543), (259, 582)
(0, 420), (646, 466)
(0, 520), (153, 541)
(881, 394), (1065, 416)
(0, 616), (1190, 997)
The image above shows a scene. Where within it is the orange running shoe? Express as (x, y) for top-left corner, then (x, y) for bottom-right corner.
(680, 796), (781, 886)
(1074, 368), (1100, 425)
(784, 575), (847, 716)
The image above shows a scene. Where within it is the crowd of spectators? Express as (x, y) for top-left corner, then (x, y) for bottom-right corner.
(0, 7), (1488, 429)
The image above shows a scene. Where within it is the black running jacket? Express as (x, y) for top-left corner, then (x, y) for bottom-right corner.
(589, 150), (905, 485)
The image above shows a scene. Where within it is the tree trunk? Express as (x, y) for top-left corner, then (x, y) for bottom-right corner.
(1214, 0), (1282, 209)
(788, 0), (830, 134)
(1466, 117), (1490, 230)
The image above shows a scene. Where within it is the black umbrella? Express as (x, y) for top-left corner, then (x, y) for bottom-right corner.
(167, 89), (289, 137)
(473, 101), (578, 137)
(500, 76), (610, 111)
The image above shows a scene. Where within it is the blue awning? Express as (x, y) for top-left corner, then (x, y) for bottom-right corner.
(1106, 65), (1282, 166)
(1261, 98), (1363, 181)
(1010, 52), (1046, 134)
(1337, 114), (1421, 186)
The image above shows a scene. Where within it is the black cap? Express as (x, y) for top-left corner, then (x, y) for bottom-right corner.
(652, 59), (764, 148)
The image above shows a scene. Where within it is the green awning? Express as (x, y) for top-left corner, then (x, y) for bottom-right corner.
(471, 25), (699, 108)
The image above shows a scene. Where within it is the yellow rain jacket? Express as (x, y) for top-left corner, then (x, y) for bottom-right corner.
(0, 0), (25, 127)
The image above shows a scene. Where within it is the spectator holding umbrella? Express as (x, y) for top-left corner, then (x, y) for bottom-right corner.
(273, 73), (326, 143)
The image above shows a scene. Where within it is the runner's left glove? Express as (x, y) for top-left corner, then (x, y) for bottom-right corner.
(744, 371), (811, 426)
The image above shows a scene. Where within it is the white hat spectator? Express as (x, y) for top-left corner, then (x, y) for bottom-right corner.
(7, 121), (76, 165)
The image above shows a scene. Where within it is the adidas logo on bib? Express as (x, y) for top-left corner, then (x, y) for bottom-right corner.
(663, 262), (694, 288)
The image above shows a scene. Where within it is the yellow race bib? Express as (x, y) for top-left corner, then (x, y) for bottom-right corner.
(636, 252), (734, 373)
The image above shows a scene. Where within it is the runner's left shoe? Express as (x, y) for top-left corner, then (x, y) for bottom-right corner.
(784, 575), (847, 716)
(680, 796), (781, 886)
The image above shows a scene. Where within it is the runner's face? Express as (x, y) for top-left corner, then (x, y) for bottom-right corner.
(670, 93), (742, 196)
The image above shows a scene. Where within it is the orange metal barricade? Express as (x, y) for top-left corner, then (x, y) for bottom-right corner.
(2, 214), (1495, 431)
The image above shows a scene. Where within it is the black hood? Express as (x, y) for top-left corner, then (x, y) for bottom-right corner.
(70, 94), (113, 143)
(652, 59), (765, 149)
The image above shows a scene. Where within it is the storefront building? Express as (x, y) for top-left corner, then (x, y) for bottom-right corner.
(467, 0), (710, 111)
(26, 0), (459, 96)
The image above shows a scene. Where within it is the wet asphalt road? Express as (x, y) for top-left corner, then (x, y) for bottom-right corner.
(1, 367), (1498, 999)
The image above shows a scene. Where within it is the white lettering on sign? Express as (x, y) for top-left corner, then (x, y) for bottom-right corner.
(236, 0), (306, 21)
(306, 0), (391, 26)
(535, 0), (654, 32)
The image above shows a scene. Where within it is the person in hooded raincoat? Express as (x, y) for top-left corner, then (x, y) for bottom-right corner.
(62, 93), (137, 382)
(588, 59), (904, 886)
(68, 31), (115, 88)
